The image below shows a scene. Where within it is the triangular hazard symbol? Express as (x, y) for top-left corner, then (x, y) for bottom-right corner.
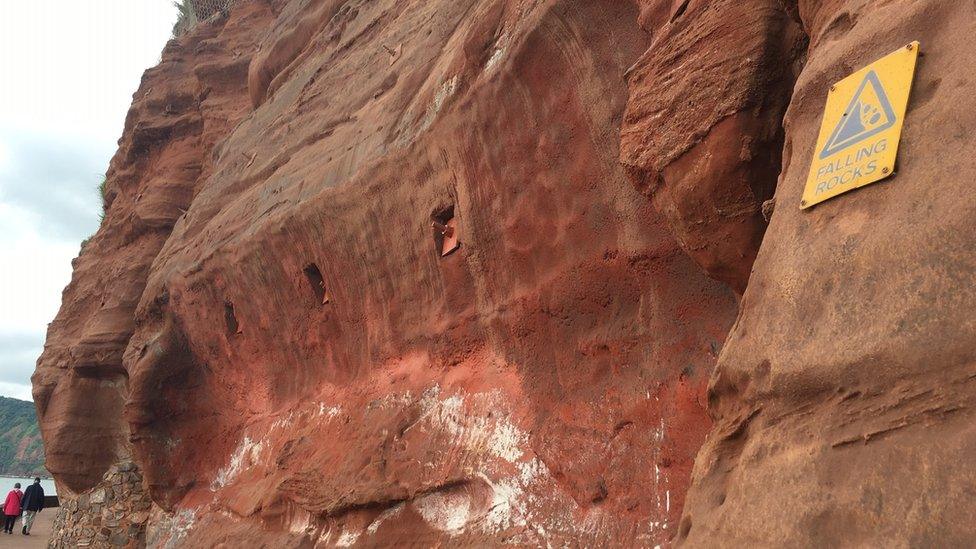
(819, 70), (897, 159)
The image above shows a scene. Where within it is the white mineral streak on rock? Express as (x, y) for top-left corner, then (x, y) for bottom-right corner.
(485, 45), (506, 73)
(211, 436), (264, 490)
(647, 415), (670, 532)
(400, 386), (583, 542)
(335, 529), (361, 547)
(348, 384), (657, 543)
(419, 75), (459, 133)
(377, 390), (414, 409)
(481, 470), (524, 532)
(488, 421), (525, 463)
(366, 503), (405, 535)
(271, 412), (294, 432)
(288, 508), (314, 535)
(268, 402), (343, 433)
(483, 30), (510, 75)
(160, 509), (196, 549)
(417, 386), (527, 464)
(317, 402), (342, 419)
(415, 489), (473, 533)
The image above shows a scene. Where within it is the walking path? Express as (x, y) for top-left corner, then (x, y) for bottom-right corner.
(0, 511), (54, 548)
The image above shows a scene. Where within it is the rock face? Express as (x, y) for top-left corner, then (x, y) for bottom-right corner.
(678, 1), (976, 546)
(33, 1), (274, 495)
(33, 0), (976, 546)
(621, 0), (806, 293)
(38, 0), (736, 545)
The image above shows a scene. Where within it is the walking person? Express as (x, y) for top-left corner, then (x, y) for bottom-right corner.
(2, 483), (22, 534)
(19, 478), (44, 535)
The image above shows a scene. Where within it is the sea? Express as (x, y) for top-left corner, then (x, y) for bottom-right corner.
(0, 476), (57, 495)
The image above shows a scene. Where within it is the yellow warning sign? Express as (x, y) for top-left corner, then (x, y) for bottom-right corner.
(801, 42), (920, 209)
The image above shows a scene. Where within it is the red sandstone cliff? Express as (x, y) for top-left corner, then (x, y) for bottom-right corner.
(34, 0), (976, 546)
(678, 1), (976, 546)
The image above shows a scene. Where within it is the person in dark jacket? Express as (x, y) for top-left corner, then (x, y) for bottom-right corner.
(19, 478), (44, 535)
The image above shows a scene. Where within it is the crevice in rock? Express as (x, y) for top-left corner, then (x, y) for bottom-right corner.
(224, 301), (241, 336)
(670, 0), (691, 23)
(303, 263), (330, 304)
(430, 205), (460, 257)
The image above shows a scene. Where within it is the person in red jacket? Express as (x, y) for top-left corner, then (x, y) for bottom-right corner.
(2, 483), (22, 534)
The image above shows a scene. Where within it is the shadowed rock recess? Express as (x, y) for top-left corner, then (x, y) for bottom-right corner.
(33, 0), (976, 546)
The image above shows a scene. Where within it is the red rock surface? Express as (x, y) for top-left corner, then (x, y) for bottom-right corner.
(678, 1), (976, 545)
(37, 0), (738, 546)
(34, 1), (275, 495)
(34, 0), (976, 546)
(622, 0), (806, 294)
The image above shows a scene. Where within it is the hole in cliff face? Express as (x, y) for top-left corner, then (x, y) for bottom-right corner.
(431, 206), (460, 257)
(224, 301), (240, 336)
(303, 263), (330, 304)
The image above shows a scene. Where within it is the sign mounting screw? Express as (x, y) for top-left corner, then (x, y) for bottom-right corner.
(906, 44), (914, 51)
(882, 167), (891, 174)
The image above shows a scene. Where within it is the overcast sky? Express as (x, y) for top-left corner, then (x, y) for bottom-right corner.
(0, 1), (179, 400)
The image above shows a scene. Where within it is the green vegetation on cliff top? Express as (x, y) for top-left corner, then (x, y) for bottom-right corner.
(0, 396), (46, 477)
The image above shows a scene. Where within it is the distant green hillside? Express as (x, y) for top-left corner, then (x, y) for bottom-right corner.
(0, 396), (45, 477)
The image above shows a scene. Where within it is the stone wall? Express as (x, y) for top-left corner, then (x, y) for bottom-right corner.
(49, 461), (152, 548)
